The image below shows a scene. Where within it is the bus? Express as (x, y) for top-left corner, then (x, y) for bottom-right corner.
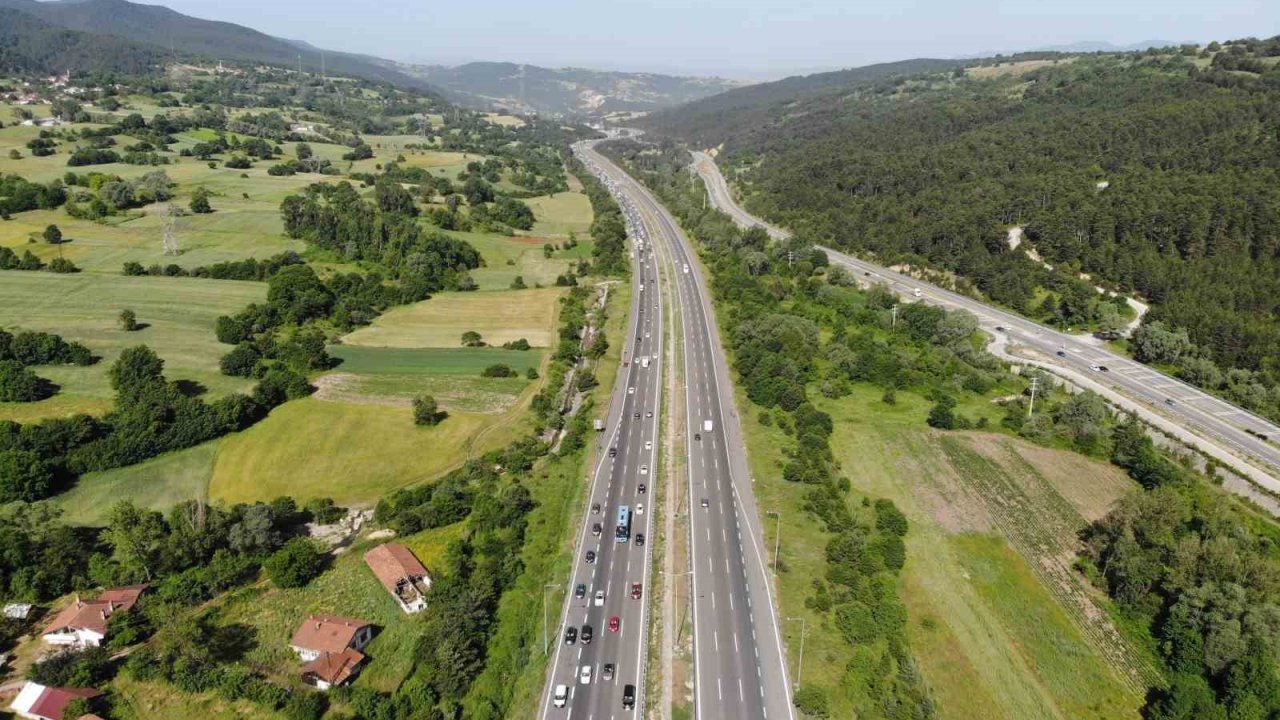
(615, 505), (632, 543)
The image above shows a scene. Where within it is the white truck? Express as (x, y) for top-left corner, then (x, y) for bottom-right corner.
(594, 419), (605, 432)
(703, 419), (714, 432)
(640, 357), (650, 368)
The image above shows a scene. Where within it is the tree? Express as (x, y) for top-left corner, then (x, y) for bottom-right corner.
(1132, 321), (1194, 365)
(0, 360), (46, 402)
(461, 331), (484, 347)
(109, 345), (164, 397)
(219, 343), (261, 377)
(295, 143), (313, 160)
(413, 395), (444, 426)
(119, 308), (138, 331)
(104, 501), (168, 582)
(926, 395), (957, 429)
(0, 449), (52, 502)
(189, 186), (213, 214)
(42, 224), (63, 244)
(264, 537), (327, 588)
(510, 275), (527, 290)
(47, 257), (78, 274)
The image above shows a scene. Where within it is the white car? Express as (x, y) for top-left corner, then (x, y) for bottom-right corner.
(1089, 364), (1101, 372)
(553, 684), (568, 707)
(637, 503), (644, 515)
(640, 464), (648, 475)
(594, 590), (605, 607)
(645, 440), (653, 450)
(628, 387), (635, 395)
(579, 665), (592, 685)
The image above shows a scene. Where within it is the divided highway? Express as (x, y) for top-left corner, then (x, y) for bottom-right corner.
(692, 151), (1280, 491)
(575, 140), (795, 720)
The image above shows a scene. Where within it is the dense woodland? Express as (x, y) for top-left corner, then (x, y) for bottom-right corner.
(645, 39), (1280, 422)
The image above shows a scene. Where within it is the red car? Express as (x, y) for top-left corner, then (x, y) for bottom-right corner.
(631, 582), (642, 600)
(608, 615), (620, 633)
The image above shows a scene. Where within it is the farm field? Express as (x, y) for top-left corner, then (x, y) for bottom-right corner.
(52, 440), (220, 526)
(341, 288), (563, 348)
(327, 345), (544, 376)
(0, 272), (262, 423)
(525, 191), (593, 240)
(743, 382), (1148, 720)
(453, 230), (590, 289)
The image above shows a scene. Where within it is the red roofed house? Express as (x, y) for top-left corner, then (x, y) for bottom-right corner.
(289, 615), (373, 691)
(9, 682), (101, 720)
(42, 585), (146, 648)
(364, 542), (432, 613)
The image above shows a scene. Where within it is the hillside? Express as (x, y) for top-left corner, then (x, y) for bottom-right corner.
(0, 7), (166, 74)
(644, 39), (1280, 425)
(393, 60), (743, 117)
(0, 0), (432, 89)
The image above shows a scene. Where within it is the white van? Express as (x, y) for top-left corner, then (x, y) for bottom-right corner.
(553, 684), (568, 708)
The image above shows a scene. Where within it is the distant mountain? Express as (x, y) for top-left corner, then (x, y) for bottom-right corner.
(1032, 39), (1188, 53)
(0, 0), (433, 89)
(392, 61), (745, 117)
(0, 7), (166, 74)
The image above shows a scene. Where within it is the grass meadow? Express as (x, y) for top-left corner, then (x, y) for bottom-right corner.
(341, 288), (563, 349)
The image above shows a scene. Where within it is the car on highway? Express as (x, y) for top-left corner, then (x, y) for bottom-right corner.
(913, 288), (922, 297)
(592, 522), (602, 536)
(628, 386), (635, 394)
(581, 624), (593, 644)
(592, 503), (601, 514)
(1056, 350), (1067, 357)
(553, 684), (568, 708)
(638, 483), (646, 494)
(1166, 398), (1177, 407)
(564, 626), (577, 645)
(602, 663), (615, 682)
(640, 464), (648, 475)
(609, 447), (617, 457)
(579, 665), (592, 685)
(608, 615), (620, 633)
(594, 590), (605, 607)
(646, 410), (653, 418)
(701, 497), (709, 508)
(631, 582), (642, 599)
(694, 433), (701, 441)
(635, 533), (645, 546)
(995, 325), (1005, 332)
(585, 550), (596, 564)
(623, 684), (635, 709)
(636, 503), (644, 515)
(575, 583), (586, 599)
(1090, 364), (1101, 372)
(634, 412), (641, 419)
(1099, 366), (1110, 372)
(644, 440), (653, 450)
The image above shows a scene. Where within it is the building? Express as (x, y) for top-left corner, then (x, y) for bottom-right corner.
(289, 615), (373, 662)
(4, 603), (33, 620)
(300, 647), (365, 690)
(41, 585), (146, 648)
(364, 542), (432, 614)
(9, 682), (101, 720)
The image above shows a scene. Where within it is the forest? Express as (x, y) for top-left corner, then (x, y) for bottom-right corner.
(644, 39), (1280, 422)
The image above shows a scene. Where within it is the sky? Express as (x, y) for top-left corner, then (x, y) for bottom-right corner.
(157, 0), (1279, 79)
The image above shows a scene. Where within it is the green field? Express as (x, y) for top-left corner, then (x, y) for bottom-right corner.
(342, 288), (563, 349)
(452, 231), (590, 290)
(314, 373), (527, 414)
(52, 440), (220, 526)
(526, 192), (593, 240)
(0, 272), (262, 423)
(742, 382), (1147, 719)
(328, 345), (545, 375)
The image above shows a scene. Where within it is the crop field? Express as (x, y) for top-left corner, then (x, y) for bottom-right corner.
(742, 382), (1148, 720)
(328, 345), (544, 376)
(342, 288), (563, 348)
(313, 373), (527, 413)
(0, 272), (262, 423)
(52, 440), (220, 526)
(526, 191), (594, 239)
(209, 523), (465, 693)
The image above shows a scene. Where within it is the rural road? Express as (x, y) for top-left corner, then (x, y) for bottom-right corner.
(578, 140), (795, 720)
(691, 150), (1280, 494)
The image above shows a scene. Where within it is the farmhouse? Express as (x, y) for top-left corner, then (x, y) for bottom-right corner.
(364, 542), (432, 613)
(9, 682), (101, 720)
(289, 615), (374, 691)
(41, 585), (146, 648)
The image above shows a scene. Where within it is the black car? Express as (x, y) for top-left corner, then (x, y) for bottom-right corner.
(575, 583), (586, 599)
(586, 550), (596, 564)
(635, 533), (645, 547)
(564, 626), (577, 645)
(592, 503), (601, 515)
(603, 663), (615, 681)
(694, 433), (701, 441)
(634, 412), (641, 419)
(638, 483), (646, 494)
(622, 684), (636, 709)
(592, 522), (603, 536)
(609, 447), (618, 457)
(581, 625), (593, 644)
(1056, 350), (1067, 357)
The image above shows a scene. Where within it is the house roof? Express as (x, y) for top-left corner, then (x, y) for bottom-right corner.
(43, 585), (146, 637)
(290, 615), (371, 654)
(363, 542), (429, 594)
(301, 648), (365, 686)
(10, 682), (101, 720)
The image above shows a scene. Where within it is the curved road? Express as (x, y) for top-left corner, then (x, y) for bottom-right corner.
(692, 150), (1280, 493)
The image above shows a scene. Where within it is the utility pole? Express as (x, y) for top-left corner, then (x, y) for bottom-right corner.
(787, 616), (807, 688)
(542, 583), (559, 654)
(766, 511), (781, 575)
(1027, 376), (1039, 418)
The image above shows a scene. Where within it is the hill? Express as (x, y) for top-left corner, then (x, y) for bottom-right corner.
(0, 7), (166, 74)
(642, 39), (1280, 424)
(392, 60), (743, 117)
(0, 0), (432, 89)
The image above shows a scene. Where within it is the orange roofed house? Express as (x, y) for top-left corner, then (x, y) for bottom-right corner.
(9, 682), (102, 720)
(289, 615), (374, 691)
(42, 585), (146, 648)
(364, 542), (432, 614)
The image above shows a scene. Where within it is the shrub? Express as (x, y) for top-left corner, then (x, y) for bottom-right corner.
(119, 308), (138, 331)
(264, 537), (327, 588)
(413, 395), (445, 426)
(47, 257), (79, 274)
(481, 364), (515, 378)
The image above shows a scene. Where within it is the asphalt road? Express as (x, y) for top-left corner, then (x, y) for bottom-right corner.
(539, 166), (662, 719)
(578, 140), (795, 720)
(692, 151), (1280, 491)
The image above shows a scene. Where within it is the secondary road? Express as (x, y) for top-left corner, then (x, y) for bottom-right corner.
(692, 151), (1280, 491)
(580, 141), (796, 720)
(539, 169), (662, 718)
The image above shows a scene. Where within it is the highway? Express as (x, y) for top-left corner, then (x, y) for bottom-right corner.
(692, 151), (1280, 492)
(575, 140), (796, 720)
(539, 161), (662, 718)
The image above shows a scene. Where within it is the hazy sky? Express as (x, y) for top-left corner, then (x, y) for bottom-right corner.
(158, 0), (1278, 78)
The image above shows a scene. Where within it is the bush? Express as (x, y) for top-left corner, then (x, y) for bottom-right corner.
(793, 685), (831, 717)
(0, 360), (48, 402)
(219, 343), (261, 377)
(190, 187), (213, 214)
(122, 260), (146, 276)
(119, 308), (138, 331)
(413, 394), (445, 426)
(481, 364), (515, 378)
(47, 257), (79, 274)
(264, 537), (327, 588)
(926, 395), (957, 429)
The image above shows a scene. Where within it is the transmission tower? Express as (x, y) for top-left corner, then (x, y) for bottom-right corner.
(162, 204), (181, 256)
